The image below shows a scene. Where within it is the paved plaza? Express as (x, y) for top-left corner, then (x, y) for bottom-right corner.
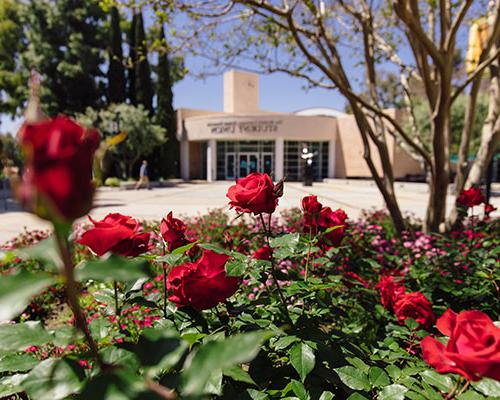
(1, 179), (498, 245)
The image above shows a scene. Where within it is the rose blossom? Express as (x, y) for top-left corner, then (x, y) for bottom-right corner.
(302, 195), (323, 229)
(253, 244), (272, 261)
(167, 250), (239, 310)
(318, 207), (348, 247)
(226, 172), (280, 214)
(484, 203), (497, 217)
(17, 116), (100, 221)
(78, 213), (150, 257)
(375, 276), (406, 311)
(421, 309), (500, 381)
(393, 291), (435, 329)
(160, 212), (189, 252)
(456, 187), (485, 208)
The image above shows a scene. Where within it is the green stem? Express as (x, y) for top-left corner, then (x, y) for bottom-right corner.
(54, 226), (105, 369)
(113, 281), (121, 318)
(304, 229), (312, 282)
(162, 243), (168, 318)
(259, 213), (292, 324)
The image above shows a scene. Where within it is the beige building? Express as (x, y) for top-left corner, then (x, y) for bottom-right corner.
(177, 70), (423, 181)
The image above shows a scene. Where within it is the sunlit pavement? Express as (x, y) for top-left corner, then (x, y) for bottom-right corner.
(1, 179), (498, 245)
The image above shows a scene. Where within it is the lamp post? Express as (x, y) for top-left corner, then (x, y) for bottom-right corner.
(301, 145), (315, 186)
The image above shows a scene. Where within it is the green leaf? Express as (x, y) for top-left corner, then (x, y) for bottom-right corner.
(347, 394), (369, 400)
(171, 240), (198, 254)
(223, 366), (256, 385)
(100, 347), (140, 372)
(22, 358), (85, 400)
(198, 243), (232, 255)
(0, 270), (56, 321)
(420, 370), (453, 392)
(155, 253), (183, 266)
(269, 233), (300, 249)
(78, 369), (156, 399)
(0, 353), (38, 373)
(182, 330), (273, 396)
(131, 327), (186, 376)
(289, 342), (315, 382)
(289, 379), (308, 400)
(377, 384), (408, 400)
(247, 388), (270, 400)
(335, 366), (370, 391)
(225, 259), (247, 276)
(369, 367), (390, 388)
(0, 321), (53, 352)
(76, 254), (152, 282)
(0, 374), (28, 397)
(457, 390), (485, 400)
(272, 335), (299, 350)
(472, 378), (500, 397)
(319, 391), (334, 400)
(16, 236), (61, 272)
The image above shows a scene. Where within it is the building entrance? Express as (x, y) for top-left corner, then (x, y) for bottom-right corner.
(225, 152), (273, 179)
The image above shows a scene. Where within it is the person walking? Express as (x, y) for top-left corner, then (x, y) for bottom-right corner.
(135, 160), (150, 190)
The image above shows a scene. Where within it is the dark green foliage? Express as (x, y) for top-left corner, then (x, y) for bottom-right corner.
(153, 23), (178, 178)
(127, 12), (137, 105)
(107, 6), (126, 104)
(0, 0), (26, 117)
(21, 0), (107, 115)
(133, 11), (153, 112)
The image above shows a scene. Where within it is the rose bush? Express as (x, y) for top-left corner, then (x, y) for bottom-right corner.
(1, 117), (499, 400)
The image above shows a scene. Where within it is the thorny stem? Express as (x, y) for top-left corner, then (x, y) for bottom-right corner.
(304, 229), (312, 282)
(162, 243), (168, 318)
(54, 227), (105, 370)
(113, 281), (120, 318)
(455, 381), (470, 398)
(259, 213), (292, 324)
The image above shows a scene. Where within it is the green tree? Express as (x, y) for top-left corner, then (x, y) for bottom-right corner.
(412, 94), (489, 157)
(134, 10), (153, 111)
(154, 23), (178, 178)
(21, 0), (106, 116)
(107, 6), (126, 104)
(0, 0), (26, 117)
(78, 103), (166, 179)
(127, 12), (137, 105)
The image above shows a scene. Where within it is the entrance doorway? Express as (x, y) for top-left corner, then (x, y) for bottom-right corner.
(225, 152), (273, 179)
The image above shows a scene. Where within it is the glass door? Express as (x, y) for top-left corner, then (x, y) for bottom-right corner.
(238, 153), (259, 177)
(261, 153), (273, 175)
(225, 153), (235, 179)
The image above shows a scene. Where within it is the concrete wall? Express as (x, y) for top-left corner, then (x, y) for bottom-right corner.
(224, 70), (260, 113)
(335, 112), (422, 179)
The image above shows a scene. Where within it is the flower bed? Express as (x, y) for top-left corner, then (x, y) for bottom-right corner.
(1, 200), (498, 399)
(1, 115), (498, 399)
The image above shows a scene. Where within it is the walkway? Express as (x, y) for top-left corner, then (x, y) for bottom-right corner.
(1, 180), (498, 245)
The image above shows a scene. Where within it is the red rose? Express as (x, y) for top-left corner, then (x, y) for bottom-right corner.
(457, 187), (485, 208)
(484, 203), (497, 217)
(421, 309), (500, 381)
(254, 244), (272, 260)
(226, 172), (279, 214)
(167, 250), (239, 310)
(78, 213), (150, 257)
(394, 291), (435, 329)
(375, 276), (406, 311)
(160, 212), (189, 252)
(17, 116), (99, 221)
(318, 207), (348, 247)
(302, 195), (323, 229)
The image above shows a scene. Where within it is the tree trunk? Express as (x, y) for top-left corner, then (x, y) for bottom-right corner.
(426, 67), (452, 232)
(447, 44), (500, 229)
